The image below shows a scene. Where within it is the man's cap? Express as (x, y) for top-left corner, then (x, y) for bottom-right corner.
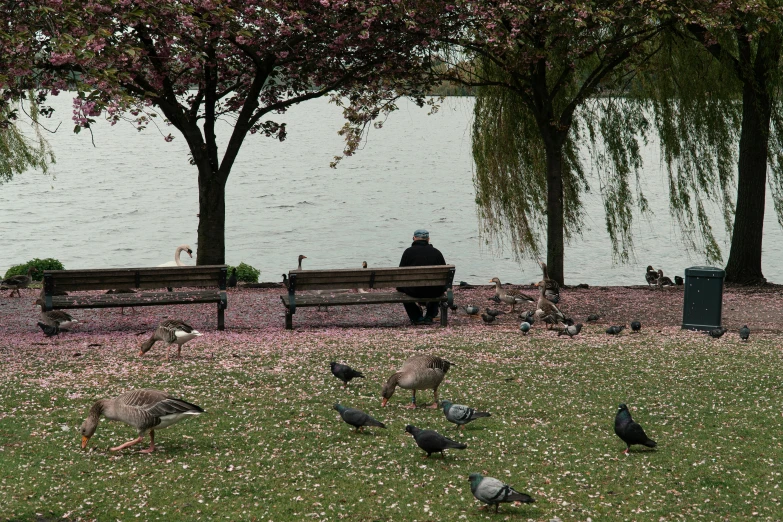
(413, 229), (429, 239)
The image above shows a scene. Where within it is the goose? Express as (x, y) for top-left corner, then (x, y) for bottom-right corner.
(1, 267), (35, 297)
(139, 319), (202, 359)
(381, 354), (451, 409)
(297, 254), (307, 270)
(645, 265), (658, 286)
(656, 269), (675, 289)
(35, 299), (79, 331)
(533, 280), (567, 329)
(538, 261), (560, 303)
(80, 389), (205, 453)
(489, 277), (535, 312)
(158, 245), (193, 267)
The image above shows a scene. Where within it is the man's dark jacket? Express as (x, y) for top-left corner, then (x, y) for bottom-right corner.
(397, 240), (447, 297)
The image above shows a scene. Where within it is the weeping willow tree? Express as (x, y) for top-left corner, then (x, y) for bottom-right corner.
(0, 95), (55, 184)
(450, 1), (668, 284)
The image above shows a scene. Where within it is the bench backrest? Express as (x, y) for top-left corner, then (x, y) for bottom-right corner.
(287, 265), (456, 292)
(43, 265), (228, 293)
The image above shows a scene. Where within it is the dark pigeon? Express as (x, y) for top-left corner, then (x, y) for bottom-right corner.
(614, 403), (657, 454)
(485, 308), (504, 317)
(405, 424), (466, 458)
(330, 362), (364, 388)
(442, 400), (490, 430)
(606, 325), (626, 335)
(468, 473), (535, 513)
(333, 403), (385, 432)
(709, 328), (728, 339)
(558, 323), (582, 338)
(519, 310), (535, 325)
(674, 275), (684, 286)
(459, 281), (476, 289)
(631, 321), (641, 332)
(449, 302), (459, 311)
(37, 321), (59, 337)
(739, 325), (750, 341)
(480, 313), (496, 324)
(227, 267), (237, 288)
(586, 314), (600, 322)
(487, 295), (502, 304)
(519, 321), (531, 335)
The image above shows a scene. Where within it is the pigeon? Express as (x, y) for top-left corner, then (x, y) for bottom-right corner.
(227, 267), (237, 288)
(459, 281), (477, 289)
(557, 323), (582, 338)
(37, 321), (60, 337)
(630, 321), (641, 332)
(449, 302), (459, 312)
(674, 275), (684, 285)
(463, 305), (479, 316)
(485, 308), (504, 317)
(645, 265), (658, 286)
(586, 313), (600, 322)
(333, 403), (386, 432)
(519, 321), (531, 335)
(480, 313), (496, 324)
(405, 424), (466, 458)
(442, 400), (491, 430)
(606, 325), (626, 335)
(739, 325), (750, 341)
(519, 310), (536, 325)
(468, 473), (535, 513)
(614, 403), (657, 454)
(330, 362), (364, 388)
(709, 328), (728, 338)
(487, 295), (502, 304)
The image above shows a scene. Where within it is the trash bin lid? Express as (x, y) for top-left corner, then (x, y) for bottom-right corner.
(684, 266), (726, 278)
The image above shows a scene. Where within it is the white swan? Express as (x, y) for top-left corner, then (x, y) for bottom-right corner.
(158, 245), (193, 267)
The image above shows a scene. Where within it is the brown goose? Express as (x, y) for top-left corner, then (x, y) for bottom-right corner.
(381, 354), (452, 409)
(538, 261), (560, 303)
(1, 267), (35, 297)
(139, 319), (202, 359)
(80, 389), (204, 453)
(35, 299), (79, 331)
(489, 277), (535, 312)
(297, 254), (307, 270)
(656, 269), (675, 289)
(645, 265), (658, 286)
(534, 280), (567, 329)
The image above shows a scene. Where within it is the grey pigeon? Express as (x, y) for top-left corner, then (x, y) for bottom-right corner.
(739, 325), (750, 341)
(442, 400), (490, 430)
(557, 323), (582, 338)
(463, 305), (479, 316)
(606, 325), (625, 335)
(630, 321), (641, 332)
(519, 310), (535, 325)
(405, 424), (466, 458)
(330, 362), (364, 388)
(586, 314), (600, 322)
(674, 275), (684, 286)
(468, 473), (535, 513)
(709, 328), (728, 339)
(333, 403), (385, 432)
(480, 313), (496, 324)
(614, 403), (657, 454)
(227, 267), (237, 288)
(37, 321), (60, 337)
(519, 321), (531, 335)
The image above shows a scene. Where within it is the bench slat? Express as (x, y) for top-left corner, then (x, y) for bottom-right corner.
(49, 290), (225, 309)
(281, 291), (445, 307)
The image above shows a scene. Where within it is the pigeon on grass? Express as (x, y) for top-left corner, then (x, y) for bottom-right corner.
(405, 425), (466, 458)
(330, 362), (364, 388)
(614, 403), (657, 454)
(463, 305), (479, 316)
(333, 404), (385, 433)
(468, 473), (535, 513)
(480, 313), (496, 324)
(586, 314), (600, 322)
(558, 323), (582, 338)
(38, 321), (60, 337)
(739, 325), (750, 341)
(442, 400), (490, 430)
(631, 321), (641, 332)
(519, 322), (531, 335)
(606, 325), (626, 335)
(519, 310), (535, 325)
(708, 328), (728, 339)
(485, 308), (504, 317)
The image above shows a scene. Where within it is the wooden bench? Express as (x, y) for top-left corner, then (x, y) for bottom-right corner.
(41, 265), (228, 330)
(281, 265), (456, 329)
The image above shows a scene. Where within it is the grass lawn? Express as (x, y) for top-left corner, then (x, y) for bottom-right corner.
(1, 326), (782, 521)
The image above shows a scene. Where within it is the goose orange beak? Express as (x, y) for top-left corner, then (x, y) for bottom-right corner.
(81, 435), (90, 449)
(381, 398), (388, 407)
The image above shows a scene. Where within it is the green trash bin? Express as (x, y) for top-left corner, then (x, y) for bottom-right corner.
(682, 266), (725, 331)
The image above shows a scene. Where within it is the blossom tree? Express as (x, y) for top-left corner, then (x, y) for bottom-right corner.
(32, 0), (435, 264)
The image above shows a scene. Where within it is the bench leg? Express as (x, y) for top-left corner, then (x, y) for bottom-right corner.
(285, 311), (293, 330)
(440, 302), (448, 326)
(218, 304), (225, 331)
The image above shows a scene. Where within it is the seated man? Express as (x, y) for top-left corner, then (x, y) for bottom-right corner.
(397, 229), (447, 325)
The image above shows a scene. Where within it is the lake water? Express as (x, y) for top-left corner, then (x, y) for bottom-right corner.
(2, 95), (781, 285)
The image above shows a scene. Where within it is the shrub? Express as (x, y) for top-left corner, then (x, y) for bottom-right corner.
(228, 262), (260, 283)
(3, 258), (65, 282)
